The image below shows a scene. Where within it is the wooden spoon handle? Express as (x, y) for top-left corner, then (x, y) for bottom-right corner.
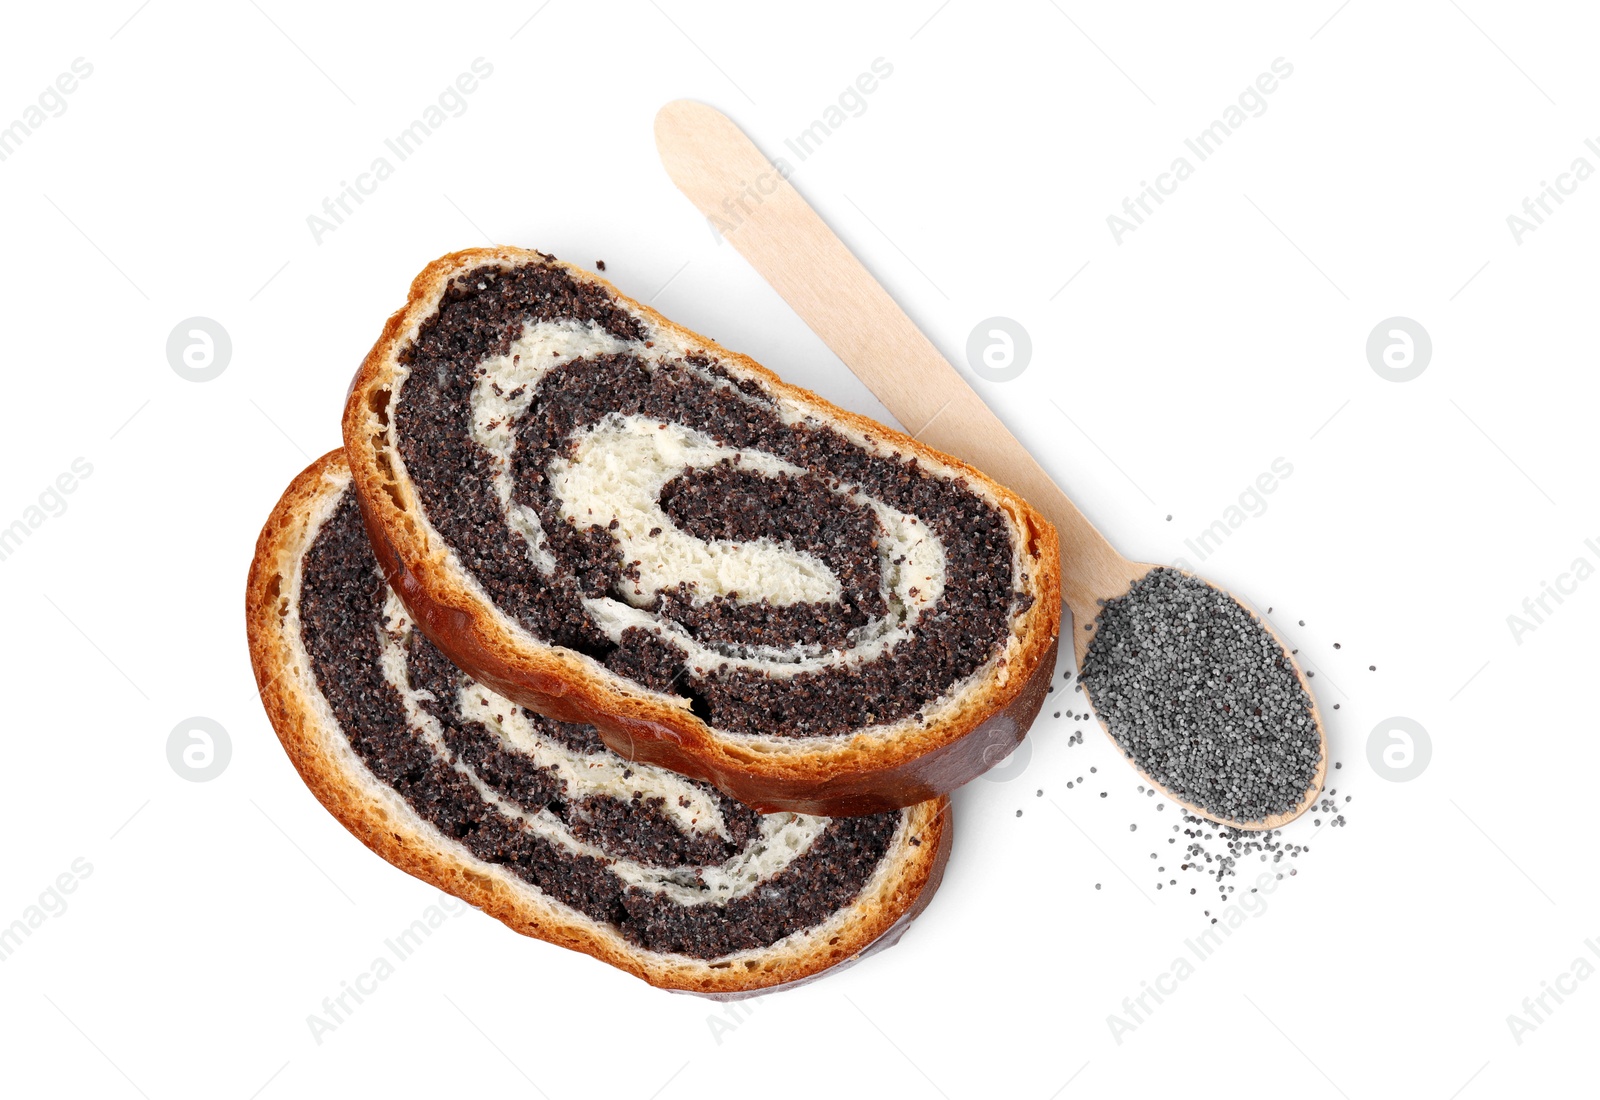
(653, 100), (1131, 621)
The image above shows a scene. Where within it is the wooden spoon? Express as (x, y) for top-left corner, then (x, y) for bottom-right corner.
(654, 100), (1327, 830)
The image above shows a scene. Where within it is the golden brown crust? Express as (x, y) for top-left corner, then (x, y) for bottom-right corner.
(247, 451), (953, 995)
(342, 247), (1062, 816)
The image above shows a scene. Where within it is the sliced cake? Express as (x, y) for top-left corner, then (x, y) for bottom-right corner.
(343, 247), (1061, 815)
(246, 452), (951, 994)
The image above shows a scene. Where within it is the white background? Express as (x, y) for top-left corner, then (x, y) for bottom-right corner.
(1, 1), (1594, 1097)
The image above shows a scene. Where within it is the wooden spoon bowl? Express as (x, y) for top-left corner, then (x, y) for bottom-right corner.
(1067, 555), (1329, 831)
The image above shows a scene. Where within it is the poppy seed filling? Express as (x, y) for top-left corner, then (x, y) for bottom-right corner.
(296, 490), (906, 960)
(389, 258), (1032, 738)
